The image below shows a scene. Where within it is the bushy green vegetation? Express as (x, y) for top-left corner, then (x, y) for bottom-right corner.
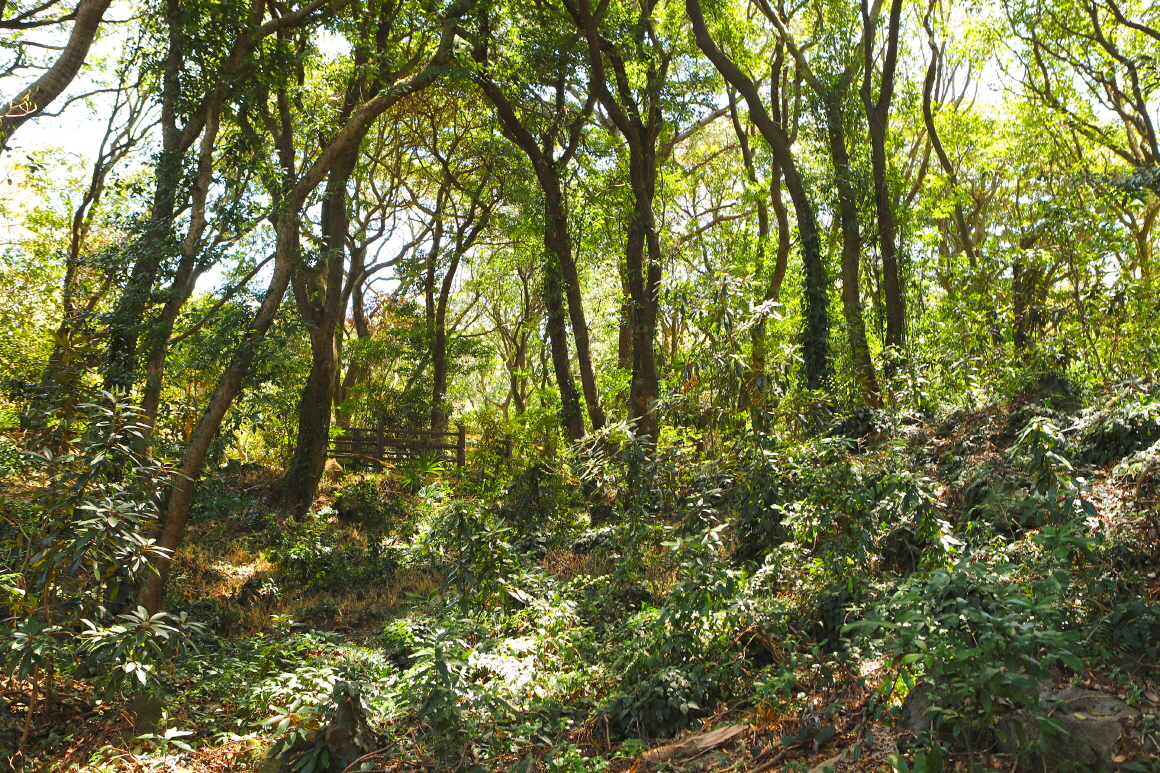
(2, 0), (1160, 769)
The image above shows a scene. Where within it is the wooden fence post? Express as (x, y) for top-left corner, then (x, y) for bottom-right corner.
(375, 421), (384, 463)
(503, 435), (513, 459)
(456, 423), (466, 467)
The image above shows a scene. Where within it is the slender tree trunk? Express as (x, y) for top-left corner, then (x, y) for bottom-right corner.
(138, 217), (297, 613)
(543, 179), (605, 431)
(475, 75), (606, 433)
(686, 0), (830, 389)
(824, 99), (881, 406)
(544, 255), (586, 442)
(336, 253), (371, 428)
(430, 250), (462, 433)
(863, 0), (905, 370)
(0, 0), (112, 150)
(624, 147), (662, 443)
(103, 0), (186, 391)
(140, 99), (224, 435)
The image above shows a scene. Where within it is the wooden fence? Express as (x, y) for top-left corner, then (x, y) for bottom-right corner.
(328, 423), (511, 467)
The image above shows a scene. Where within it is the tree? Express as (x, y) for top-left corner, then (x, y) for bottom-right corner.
(140, 0), (476, 611)
(0, 0), (112, 150)
(471, 1), (606, 437)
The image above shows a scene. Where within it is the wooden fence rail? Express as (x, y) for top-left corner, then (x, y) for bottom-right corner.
(328, 423), (512, 467)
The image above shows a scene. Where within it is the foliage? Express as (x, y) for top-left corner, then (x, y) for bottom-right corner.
(0, 394), (204, 693)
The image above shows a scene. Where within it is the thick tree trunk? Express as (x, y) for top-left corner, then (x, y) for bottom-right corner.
(824, 99), (881, 406)
(281, 150), (359, 516)
(0, 0), (112, 150)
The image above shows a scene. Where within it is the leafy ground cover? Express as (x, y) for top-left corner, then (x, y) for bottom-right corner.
(3, 379), (1160, 772)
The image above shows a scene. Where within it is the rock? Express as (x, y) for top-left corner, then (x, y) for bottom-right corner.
(324, 458), (344, 483)
(121, 692), (165, 744)
(264, 683), (376, 773)
(995, 686), (1136, 772)
(235, 577), (278, 607)
(808, 748), (851, 773)
(898, 681), (936, 738)
(322, 683), (375, 772)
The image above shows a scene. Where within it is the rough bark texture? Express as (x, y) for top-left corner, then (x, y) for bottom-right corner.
(544, 254), (586, 442)
(0, 0), (112, 149)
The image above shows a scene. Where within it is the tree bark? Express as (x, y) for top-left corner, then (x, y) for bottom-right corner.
(0, 0), (112, 150)
(473, 72), (606, 433)
(568, 0), (664, 441)
(862, 0), (905, 368)
(544, 253), (586, 442)
(824, 97), (882, 406)
(139, 2), (471, 611)
(280, 148), (359, 516)
(686, 0), (830, 390)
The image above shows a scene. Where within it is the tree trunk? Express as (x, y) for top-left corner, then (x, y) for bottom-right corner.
(140, 98), (224, 436)
(0, 0), (112, 150)
(280, 149), (359, 516)
(686, 0), (830, 390)
(138, 217), (297, 613)
(543, 177), (605, 432)
(824, 98), (881, 406)
(475, 75), (606, 433)
(624, 147), (662, 443)
(863, 0), (905, 370)
(544, 254), (586, 442)
(430, 249), (462, 433)
(138, 3), (469, 610)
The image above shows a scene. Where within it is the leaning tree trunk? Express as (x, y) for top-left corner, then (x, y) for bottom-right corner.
(0, 0), (112, 150)
(138, 217), (297, 613)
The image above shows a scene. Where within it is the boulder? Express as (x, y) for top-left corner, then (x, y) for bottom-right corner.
(995, 686), (1136, 772)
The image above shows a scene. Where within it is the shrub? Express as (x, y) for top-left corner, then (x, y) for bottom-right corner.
(0, 394), (204, 697)
(0, 436), (19, 479)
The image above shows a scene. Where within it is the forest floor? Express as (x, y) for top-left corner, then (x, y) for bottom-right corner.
(5, 379), (1160, 772)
